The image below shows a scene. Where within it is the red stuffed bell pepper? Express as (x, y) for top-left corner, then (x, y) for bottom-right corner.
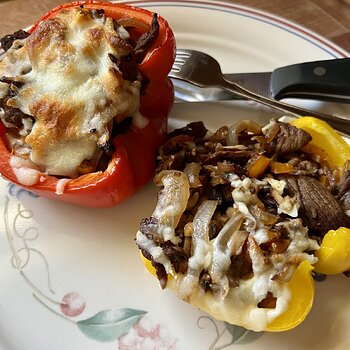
(0, 1), (175, 207)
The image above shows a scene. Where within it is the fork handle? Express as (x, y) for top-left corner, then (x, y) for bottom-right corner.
(220, 77), (350, 136)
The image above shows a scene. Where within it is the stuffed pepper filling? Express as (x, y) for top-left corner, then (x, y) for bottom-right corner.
(136, 119), (350, 331)
(0, 6), (159, 178)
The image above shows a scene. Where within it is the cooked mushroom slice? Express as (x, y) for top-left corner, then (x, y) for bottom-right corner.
(134, 13), (160, 63)
(0, 29), (30, 52)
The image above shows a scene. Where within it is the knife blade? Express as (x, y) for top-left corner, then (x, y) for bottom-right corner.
(172, 58), (350, 103)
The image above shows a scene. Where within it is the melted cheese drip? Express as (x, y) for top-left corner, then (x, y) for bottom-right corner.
(0, 7), (141, 177)
(10, 155), (42, 186)
(55, 178), (71, 195)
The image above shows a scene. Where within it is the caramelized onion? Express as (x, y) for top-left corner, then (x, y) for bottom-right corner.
(116, 17), (150, 31)
(227, 120), (262, 146)
(178, 200), (218, 299)
(153, 170), (190, 243)
(184, 162), (202, 188)
(209, 213), (246, 297)
(250, 205), (278, 226)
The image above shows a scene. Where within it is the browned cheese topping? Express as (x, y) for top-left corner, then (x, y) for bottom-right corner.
(0, 7), (159, 179)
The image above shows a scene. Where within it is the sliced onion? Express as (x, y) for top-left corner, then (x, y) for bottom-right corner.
(136, 170), (190, 278)
(153, 170), (190, 243)
(264, 123), (280, 143)
(209, 213), (246, 297)
(247, 236), (268, 274)
(192, 200), (218, 243)
(178, 200), (218, 299)
(116, 17), (150, 31)
(227, 120), (262, 146)
(183, 162), (202, 188)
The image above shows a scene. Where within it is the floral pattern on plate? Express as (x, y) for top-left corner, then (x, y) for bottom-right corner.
(2, 184), (262, 349)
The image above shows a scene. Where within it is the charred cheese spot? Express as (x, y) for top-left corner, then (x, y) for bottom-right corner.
(0, 7), (141, 177)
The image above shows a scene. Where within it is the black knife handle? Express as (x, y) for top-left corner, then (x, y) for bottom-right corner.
(271, 58), (350, 102)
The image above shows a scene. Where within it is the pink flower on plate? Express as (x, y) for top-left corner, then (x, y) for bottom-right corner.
(60, 292), (86, 317)
(118, 316), (178, 350)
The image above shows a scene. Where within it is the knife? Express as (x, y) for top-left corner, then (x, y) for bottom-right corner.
(172, 58), (350, 102)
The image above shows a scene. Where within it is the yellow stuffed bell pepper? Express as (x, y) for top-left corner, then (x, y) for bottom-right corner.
(266, 260), (314, 331)
(136, 117), (349, 333)
(141, 253), (315, 332)
(291, 117), (350, 275)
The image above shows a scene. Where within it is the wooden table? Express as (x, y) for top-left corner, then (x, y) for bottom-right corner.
(1, 0), (350, 54)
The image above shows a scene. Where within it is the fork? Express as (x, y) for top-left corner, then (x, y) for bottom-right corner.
(170, 49), (350, 135)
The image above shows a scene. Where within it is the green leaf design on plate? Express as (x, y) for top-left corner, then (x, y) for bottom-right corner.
(77, 308), (147, 342)
(225, 322), (264, 345)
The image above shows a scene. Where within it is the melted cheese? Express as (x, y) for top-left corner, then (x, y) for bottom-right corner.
(137, 170), (319, 331)
(169, 267), (292, 331)
(10, 155), (42, 186)
(0, 7), (141, 177)
(55, 178), (71, 195)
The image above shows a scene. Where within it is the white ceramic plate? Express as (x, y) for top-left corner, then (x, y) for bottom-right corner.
(0, 1), (349, 349)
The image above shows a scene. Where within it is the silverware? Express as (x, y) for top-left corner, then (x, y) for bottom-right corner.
(173, 58), (350, 102)
(170, 49), (350, 135)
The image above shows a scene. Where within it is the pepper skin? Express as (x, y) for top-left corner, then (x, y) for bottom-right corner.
(266, 261), (314, 332)
(290, 116), (350, 169)
(291, 116), (350, 274)
(314, 227), (350, 274)
(0, 1), (176, 207)
(141, 251), (315, 332)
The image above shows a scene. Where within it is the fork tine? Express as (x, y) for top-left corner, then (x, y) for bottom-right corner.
(170, 49), (194, 75)
(171, 55), (187, 74)
(173, 57), (187, 65)
(175, 48), (192, 58)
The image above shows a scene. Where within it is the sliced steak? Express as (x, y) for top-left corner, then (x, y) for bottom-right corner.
(281, 175), (350, 235)
(266, 123), (312, 156)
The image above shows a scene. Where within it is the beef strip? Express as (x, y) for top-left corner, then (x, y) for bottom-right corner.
(0, 77), (24, 87)
(281, 175), (350, 235)
(139, 217), (171, 288)
(156, 135), (195, 171)
(335, 168), (350, 211)
(0, 29), (29, 52)
(265, 123), (312, 156)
